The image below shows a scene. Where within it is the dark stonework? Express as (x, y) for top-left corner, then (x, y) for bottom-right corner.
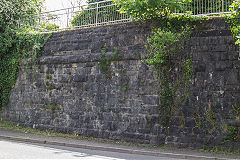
(1, 18), (240, 149)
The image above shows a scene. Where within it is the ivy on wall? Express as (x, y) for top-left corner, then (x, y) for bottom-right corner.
(145, 14), (206, 129)
(224, 0), (240, 143)
(226, 0), (240, 45)
(115, 0), (206, 129)
(0, 0), (51, 110)
(0, 32), (50, 110)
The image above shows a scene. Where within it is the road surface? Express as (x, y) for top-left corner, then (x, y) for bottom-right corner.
(0, 139), (178, 159)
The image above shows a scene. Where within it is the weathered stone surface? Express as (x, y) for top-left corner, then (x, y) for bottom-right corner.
(1, 19), (240, 149)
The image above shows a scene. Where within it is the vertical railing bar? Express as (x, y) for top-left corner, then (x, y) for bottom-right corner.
(225, 0), (226, 12)
(205, 0), (207, 14)
(199, 0), (200, 14)
(197, 0), (199, 14)
(222, 0), (224, 12)
(218, 0), (220, 12)
(211, 0), (215, 13)
(214, 0), (216, 13)
(197, 0), (198, 14)
(212, 0), (213, 13)
(96, 2), (98, 26)
(194, 0), (196, 15)
(207, 0), (209, 14)
(226, 0), (227, 12)
(202, 0), (203, 14)
(67, 8), (69, 27)
(202, 0), (204, 13)
(191, 0), (193, 14)
(216, 0), (217, 13)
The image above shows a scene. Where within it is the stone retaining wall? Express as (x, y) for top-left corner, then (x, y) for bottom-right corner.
(1, 18), (240, 149)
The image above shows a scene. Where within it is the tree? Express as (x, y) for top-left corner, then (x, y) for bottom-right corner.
(0, 0), (41, 29)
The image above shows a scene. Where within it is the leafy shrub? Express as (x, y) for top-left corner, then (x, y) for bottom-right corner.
(71, 0), (122, 26)
(114, 0), (191, 20)
(40, 22), (60, 31)
(0, 0), (50, 110)
(226, 0), (240, 44)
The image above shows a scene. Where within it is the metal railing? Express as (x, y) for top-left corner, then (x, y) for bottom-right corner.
(32, 0), (130, 31)
(20, 0), (234, 31)
(185, 0), (233, 15)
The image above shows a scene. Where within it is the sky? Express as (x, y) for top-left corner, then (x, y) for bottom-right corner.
(43, 0), (88, 28)
(44, 0), (87, 11)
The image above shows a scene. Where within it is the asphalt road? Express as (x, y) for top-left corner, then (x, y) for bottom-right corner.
(0, 139), (178, 159)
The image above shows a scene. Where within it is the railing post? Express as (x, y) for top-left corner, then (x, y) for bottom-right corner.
(96, 2), (99, 26)
(222, 0), (224, 12)
(67, 8), (70, 27)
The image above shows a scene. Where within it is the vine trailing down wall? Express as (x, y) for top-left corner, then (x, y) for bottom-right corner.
(1, 18), (240, 150)
(0, 0), (53, 112)
(0, 32), (49, 110)
(114, 0), (207, 131)
(143, 15), (202, 131)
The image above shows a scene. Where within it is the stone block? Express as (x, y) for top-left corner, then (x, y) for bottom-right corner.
(71, 75), (88, 82)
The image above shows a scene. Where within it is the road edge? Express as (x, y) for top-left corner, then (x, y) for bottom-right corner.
(0, 135), (233, 160)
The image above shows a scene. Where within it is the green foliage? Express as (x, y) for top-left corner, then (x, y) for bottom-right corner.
(0, 32), (49, 109)
(143, 14), (205, 128)
(193, 105), (203, 128)
(0, 0), (59, 32)
(115, 0), (206, 129)
(205, 106), (216, 130)
(121, 86), (127, 91)
(47, 102), (58, 113)
(146, 26), (190, 66)
(71, 9), (97, 26)
(226, 0), (240, 45)
(115, 0), (191, 20)
(224, 104), (240, 142)
(146, 28), (189, 127)
(202, 145), (240, 155)
(0, 0), (50, 110)
(228, 126), (239, 141)
(0, 0), (41, 28)
(232, 104), (240, 120)
(71, 0), (120, 26)
(99, 47), (120, 79)
(40, 22), (60, 31)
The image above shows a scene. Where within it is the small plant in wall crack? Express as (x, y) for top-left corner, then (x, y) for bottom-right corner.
(232, 104), (240, 120)
(228, 126), (239, 141)
(99, 47), (120, 79)
(121, 86), (127, 91)
(226, 104), (240, 141)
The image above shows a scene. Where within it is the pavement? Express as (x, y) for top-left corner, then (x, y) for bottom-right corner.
(0, 128), (239, 160)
